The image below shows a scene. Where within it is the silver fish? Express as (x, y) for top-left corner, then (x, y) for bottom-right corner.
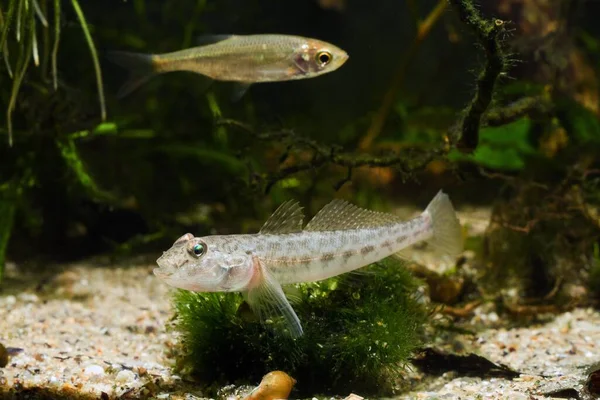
(108, 34), (349, 98)
(155, 191), (463, 337)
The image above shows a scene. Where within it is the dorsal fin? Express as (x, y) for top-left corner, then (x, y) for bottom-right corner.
(304, 199), (402, 232)
(260, 200), (304, 234)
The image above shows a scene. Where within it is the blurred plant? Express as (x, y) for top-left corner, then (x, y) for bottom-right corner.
(0, 0), (106, 146)
(0, 0), (109, 281)
(472, 96), (600, 307)
(172, 258), (428, 396)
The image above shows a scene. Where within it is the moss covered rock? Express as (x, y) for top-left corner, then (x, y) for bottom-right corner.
(172, 258), (428, 396)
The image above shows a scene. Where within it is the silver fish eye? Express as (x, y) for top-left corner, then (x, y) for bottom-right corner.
(316, 51), (332, 66)
(188, 240), (207, 257)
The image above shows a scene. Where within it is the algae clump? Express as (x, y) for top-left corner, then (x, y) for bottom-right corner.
(172, 257), (428, 396)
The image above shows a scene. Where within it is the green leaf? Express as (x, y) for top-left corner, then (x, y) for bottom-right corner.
(56, 138), (114, 202)
(156, 144), (246, 175)
(69, 122), (119, 139)
(448, 117), (535, 171)
(555, 97), (600, 144)
(70, 0), (106, 121)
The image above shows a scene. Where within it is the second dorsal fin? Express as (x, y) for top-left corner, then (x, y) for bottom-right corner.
(304, 199), (402, 232)
(260, 200), (304, 234)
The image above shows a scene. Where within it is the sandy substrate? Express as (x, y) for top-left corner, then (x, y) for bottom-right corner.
(1, 208), (599, 399)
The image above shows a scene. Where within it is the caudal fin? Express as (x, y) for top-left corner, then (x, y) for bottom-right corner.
(424, 191), (463, 257)
(106, 51), (156, 98)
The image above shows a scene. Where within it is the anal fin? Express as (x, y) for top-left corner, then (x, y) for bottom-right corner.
(243, 256), (303, 338)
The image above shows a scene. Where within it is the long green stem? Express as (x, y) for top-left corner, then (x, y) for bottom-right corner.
(7, 5), (33, 146)
(15, 0), (23, 42)
(39, 0), (50, 80)
(0, 0), (16, 51)
(31, 7), (38, 66)
(0, 7), (14, 77)
(70, 0), (106, 121)
(51, 0), (59, 89)
(31, 0), (47, 27)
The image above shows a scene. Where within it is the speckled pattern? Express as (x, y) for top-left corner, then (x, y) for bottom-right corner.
(0, 262), (205, 399)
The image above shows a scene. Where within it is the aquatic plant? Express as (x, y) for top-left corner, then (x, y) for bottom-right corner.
(0, 0), (109, 281)
(0, 0), (106, 146)
(172, 258), (427, 396)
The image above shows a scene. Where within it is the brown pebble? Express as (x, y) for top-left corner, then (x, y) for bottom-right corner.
(145, 325), (157, 334)
(246, 371), (296, 400)
(587, 369), (600, 395)
(0, 343), (8, 368)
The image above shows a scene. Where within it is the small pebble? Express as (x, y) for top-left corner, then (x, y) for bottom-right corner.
(83, 364), (105, 376)
(18, 293), (39, 303)
(116, 369), (136, 383)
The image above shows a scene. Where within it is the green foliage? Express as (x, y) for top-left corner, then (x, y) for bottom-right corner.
(555, 96), (600, 144)
(69, 0), (105, 121)
(172, 258), (428, 396)
(56, 136), (115, 203)
(0, 0), (105, 145)
(448, 117), (536, 170)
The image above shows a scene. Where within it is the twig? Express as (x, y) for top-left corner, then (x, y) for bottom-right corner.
(437, 300), (482, 318)
(447, 0), (508, 153)
(217, 119), (444, 193)
(483, 96), (553, 126)
(360, 0), (448, 151)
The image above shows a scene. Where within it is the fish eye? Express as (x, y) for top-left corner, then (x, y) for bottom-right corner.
(189, 241), (206, 257)
(316, 51), (332, 66)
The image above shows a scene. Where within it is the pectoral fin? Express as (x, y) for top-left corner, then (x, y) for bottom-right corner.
(243, 256), (303, 338)
(230, 82), (252, 102)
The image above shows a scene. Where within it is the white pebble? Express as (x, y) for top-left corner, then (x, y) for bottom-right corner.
(5, 295), (16, 306)
(18, 293), (39, 303)
(116, 369), (136, 383)
(84, 364), (105, 376)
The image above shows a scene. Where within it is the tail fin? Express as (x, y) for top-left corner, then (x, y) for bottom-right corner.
(424, 190), (464, 257)
(106, 51), (156, 98)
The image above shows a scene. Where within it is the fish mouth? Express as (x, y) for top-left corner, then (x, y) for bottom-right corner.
(153, 267), (171, 279)
(155, 253), (177, 278)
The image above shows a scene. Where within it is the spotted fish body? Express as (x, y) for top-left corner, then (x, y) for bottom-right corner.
(208, 215), (433, 286)
(155, 191), (463, 337)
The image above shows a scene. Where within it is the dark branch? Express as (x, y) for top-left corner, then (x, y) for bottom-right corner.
(483, 96), (554, 126)
(447, 0), (508, 152)
(216, 119), (444, 193)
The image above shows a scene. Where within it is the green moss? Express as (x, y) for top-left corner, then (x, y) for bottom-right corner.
(172, 258), (428, 396)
